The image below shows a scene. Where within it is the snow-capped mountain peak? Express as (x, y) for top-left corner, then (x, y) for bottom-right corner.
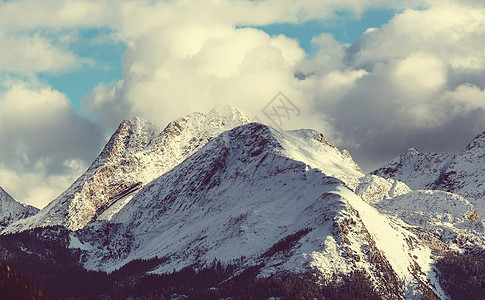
(372, 148), (454, 191)
(1, 108), (472, 298)
(2, 107), (250, 234)
(94, 116), (158, 165)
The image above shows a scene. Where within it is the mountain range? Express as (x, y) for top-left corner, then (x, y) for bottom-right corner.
(1, 107), (484, 299)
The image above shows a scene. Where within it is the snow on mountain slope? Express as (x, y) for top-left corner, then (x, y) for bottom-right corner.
(0, 187), (38, 231)
(356, 175), (411, 204)
(372, 148), (454, 190)
(356, 175), (485, 253)
(276, 129), (363, 189)
(375, 190), (478, 227)
(2, 107), (250, 234)
(73, 123), (444, 299)
(356, 175), (477, 226)
(372, 132), (485, 217)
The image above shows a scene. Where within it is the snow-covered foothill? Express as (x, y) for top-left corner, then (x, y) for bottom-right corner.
(357, 174), (485, 251)
(376, 190), (478, 227)
(355, 174), (411, 204)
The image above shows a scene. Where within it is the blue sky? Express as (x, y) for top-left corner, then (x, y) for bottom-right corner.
(253, 8), (396, 55)
(39, 28), (126, 110)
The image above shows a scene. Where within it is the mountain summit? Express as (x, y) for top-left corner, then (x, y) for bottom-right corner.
(3, 107), (250, 234)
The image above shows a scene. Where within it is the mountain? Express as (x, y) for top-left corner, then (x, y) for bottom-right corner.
(372, 132), (485, 217)
(3, 107), (250, 234)
(0, 187), (38, 231)
(3, 108), (485, 298)
(68, 122), (447, 299)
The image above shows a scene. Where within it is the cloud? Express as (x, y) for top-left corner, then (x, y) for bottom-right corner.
(0, 162), (86, 209)
(112, 0), (410, 35)
(0, 0), (111, 30)
(439, 84), (485, 128)
(83, 0), (413, 129)
(0, 32), (88, 73)
(0, 82), (102, 208)
(308, 1), (485, 170)
(83, 25), (311, 130)
(347, 2), (485, 70)
(0, 0), (119, 208)
(0, 0), (112, 75)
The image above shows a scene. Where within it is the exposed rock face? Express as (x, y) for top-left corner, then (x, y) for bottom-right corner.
(0, 187), (38, 231)
(438, 132), (485, 215)
(3, 107), (250, 233)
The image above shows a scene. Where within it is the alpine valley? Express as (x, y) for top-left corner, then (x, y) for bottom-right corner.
(1, 107), (485, 299)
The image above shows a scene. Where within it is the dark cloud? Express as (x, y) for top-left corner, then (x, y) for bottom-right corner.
(0, 84), (103, 207)
(333, 112), (485, 172)
(1, 113), (101, 174)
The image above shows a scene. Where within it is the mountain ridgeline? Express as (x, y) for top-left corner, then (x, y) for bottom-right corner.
(1, 107), (485, 299)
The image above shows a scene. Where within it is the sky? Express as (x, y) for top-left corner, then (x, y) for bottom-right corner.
(1, 0), (485, 208)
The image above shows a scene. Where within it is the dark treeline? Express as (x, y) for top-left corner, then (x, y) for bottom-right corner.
(0, 226), (384, 299)
(436, 250), (485, 299)
(0, 260), (54, 299)
(1, 226), (484, 299)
